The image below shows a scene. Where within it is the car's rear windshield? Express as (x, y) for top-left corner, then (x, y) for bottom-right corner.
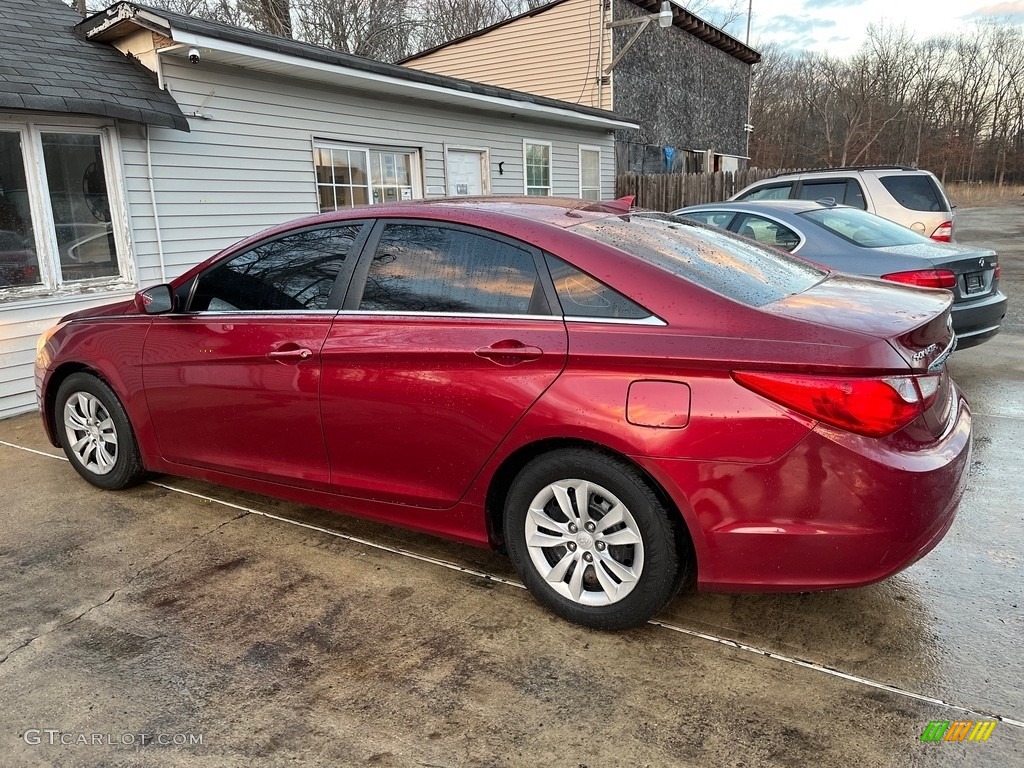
(574, 212), (826, 308)
(798, 207), (927, 248)
(878, 175), (950, 212)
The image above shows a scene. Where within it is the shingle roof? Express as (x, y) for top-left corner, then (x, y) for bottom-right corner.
(80, 2), (630, 126)
(402, 0), (761, 66)
(0, 0), (188, 131)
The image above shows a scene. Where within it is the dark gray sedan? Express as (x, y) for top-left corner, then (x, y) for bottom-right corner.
(675, 200), (1007, 348)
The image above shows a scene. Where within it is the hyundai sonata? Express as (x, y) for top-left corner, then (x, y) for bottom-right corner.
(35, 199), (971, 629)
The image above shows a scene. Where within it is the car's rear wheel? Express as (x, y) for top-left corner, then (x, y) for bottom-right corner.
(55, 372), (146, 490)
(503, 449), (688, 630)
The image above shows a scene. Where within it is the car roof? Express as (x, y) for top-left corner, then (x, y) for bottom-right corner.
(680, 200), (838, 216)
(274, 197), (627, 234)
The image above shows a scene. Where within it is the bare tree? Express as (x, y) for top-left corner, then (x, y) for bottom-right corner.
(239, 0), (293, 37)
(292, 0), (418, 61)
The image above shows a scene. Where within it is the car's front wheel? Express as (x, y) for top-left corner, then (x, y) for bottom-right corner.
(55, 372), (146, 490)
(503, 449), (688, 630)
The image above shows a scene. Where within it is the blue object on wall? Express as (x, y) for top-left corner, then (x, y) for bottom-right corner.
(664, 146), (675, 171)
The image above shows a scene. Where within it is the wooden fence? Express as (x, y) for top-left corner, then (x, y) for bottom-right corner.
(615, 168), (788, 211)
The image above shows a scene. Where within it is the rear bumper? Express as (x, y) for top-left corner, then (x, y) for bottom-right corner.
(952, 290), (1007, 348)
(636, 391), (972, 592)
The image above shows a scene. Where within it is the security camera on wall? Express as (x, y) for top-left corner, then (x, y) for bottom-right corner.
(188, 47), (201, 64)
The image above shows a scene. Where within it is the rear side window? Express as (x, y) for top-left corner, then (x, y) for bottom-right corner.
(191, 224), (364, 311)
(797, 180), (847, 205)
(879, 175), (949, 212)
(575, 213), (825, 308)
(358, 223), (548, 315)
(738, 183), (792, 201)
(544, 254), (649, 319)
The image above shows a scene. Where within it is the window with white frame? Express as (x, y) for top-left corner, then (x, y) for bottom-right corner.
(314, 142), (421, 211)
(524, 140), (552, 196)
(579, 146), (602, 201)
(0, 125), (126, 293)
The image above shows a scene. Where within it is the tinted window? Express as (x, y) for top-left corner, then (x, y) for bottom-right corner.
(845, 180), (867, 209)
(677, 210), (735, 229)
(734, 214), (801, 252)
(879, 175), (948, 212)
(575, 213), (824, 308)
(797, 180), (848, 205)
(798, 207), (928, 247)
(544, 253), (649, 319)
(191, 225), (363, 311)
(359, 224), (547, 315)
(739, 183), (793, 201)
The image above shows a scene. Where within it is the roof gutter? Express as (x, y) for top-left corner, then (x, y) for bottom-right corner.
(159, 28), (638, 132)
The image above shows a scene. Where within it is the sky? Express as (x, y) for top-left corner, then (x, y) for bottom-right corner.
(699, 0), (1024, 55)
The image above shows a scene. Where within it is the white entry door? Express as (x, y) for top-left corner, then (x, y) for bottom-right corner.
(447, 149), (485, 196)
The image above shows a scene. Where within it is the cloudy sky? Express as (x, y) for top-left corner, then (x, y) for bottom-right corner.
(701, 0), (1024, 54)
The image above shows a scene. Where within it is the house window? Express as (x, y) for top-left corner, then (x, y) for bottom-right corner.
(524, 141), (552, 197)
(315, 142), (421, 211)
(579, 146), (602, 201)
(0, 125), (127, 295)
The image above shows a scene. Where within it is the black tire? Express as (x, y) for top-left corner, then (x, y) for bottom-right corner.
(503, 448), (688, 630)
(54, 372), (147, 490)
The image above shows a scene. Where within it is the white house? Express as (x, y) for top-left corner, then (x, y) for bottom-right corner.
(0, 0), (636, 418)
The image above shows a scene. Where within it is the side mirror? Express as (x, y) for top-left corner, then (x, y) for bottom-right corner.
(135, 284), (174, 315)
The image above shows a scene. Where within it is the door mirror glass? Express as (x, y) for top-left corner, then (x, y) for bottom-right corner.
(137, 284), (174, 314)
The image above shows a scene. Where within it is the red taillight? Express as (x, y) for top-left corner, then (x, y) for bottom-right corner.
(881, 269), (956, 289)
(930, 221), (953, 242)
(733, 371), (941, 438)
(994, 263), (1001, 280)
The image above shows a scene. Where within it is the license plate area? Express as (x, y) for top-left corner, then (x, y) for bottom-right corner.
(963, 271), (985, 294)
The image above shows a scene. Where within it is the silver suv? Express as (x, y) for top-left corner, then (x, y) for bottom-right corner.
(731, 166), (956, 242)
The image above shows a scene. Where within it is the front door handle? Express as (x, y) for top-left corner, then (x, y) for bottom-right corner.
(267, 346), (313, 362)
(474, 340), (543, 366)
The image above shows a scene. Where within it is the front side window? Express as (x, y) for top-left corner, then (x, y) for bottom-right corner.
(734, 213), (801, 252)
(315, 143), (419, 211)
(359, 224), (547, 315)
(575, 213), (825, 308)
(677, 210), (736, 229)
(1, 126), (126, 296)
(579, 147), (602, 201)
(191, 224), (364, 311)
(525, 141), (552, 197)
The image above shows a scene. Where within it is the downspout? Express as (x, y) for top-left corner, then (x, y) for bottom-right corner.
(145, 124), (168, 284)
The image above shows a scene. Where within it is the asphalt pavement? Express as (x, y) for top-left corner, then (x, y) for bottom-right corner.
(0, 203), (1021, 767)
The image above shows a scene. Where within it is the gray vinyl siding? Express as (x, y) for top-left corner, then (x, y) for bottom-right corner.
(1, 59), (615, 417)
(124, 59), (617, 283)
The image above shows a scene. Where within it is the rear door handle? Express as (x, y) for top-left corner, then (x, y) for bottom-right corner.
(474, 340), (543, 366)
(267, 346), (313, 362)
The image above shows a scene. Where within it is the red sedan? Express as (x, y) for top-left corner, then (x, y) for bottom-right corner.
(34, 198), (971, 630)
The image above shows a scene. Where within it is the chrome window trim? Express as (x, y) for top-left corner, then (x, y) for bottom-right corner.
(177, 310), (340, 318)
(565, 315), (666, 326)
(335, 310), (560, 321)
(333, 309), (666, 326)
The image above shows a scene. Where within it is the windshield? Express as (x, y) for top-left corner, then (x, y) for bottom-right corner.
(574, 213), (825, 308)
(798, 207), (929, 248)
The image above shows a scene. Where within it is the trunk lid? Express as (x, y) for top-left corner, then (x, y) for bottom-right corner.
(876, 242), (999, 303)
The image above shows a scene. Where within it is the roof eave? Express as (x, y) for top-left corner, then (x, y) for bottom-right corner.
(173, 27), (638, 131)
